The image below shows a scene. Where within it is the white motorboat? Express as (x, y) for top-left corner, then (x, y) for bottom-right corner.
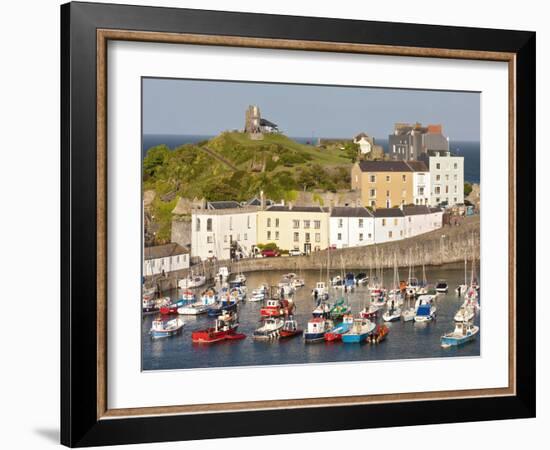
(253, 318), (284, 339)
(178, 275), (206, 289)
(441, 321), (479, 348)
(414, 295), (437, 322)
(216, 266), (230, 281)
(454, 305), (475, 322)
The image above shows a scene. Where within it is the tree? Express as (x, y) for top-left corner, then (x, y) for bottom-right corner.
(464, 182), (473, 196)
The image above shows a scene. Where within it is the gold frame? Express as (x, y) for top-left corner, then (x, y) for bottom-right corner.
(96, 29), (516, 420)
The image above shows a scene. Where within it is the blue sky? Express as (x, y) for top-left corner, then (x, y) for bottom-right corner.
(143, 78), (480, 142)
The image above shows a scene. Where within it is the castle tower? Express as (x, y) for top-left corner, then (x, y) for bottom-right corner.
(245, 105), (261, 134)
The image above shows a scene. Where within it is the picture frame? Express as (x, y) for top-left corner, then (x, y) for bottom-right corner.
(60, 1), (536, 447)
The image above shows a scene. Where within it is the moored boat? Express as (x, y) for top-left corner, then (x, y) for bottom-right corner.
(191, 311), (245, 343)
(312, 301), (331, 318)
(435, 279), (449, 293)
(367, 324), (389, 344)
(150, 317), (185, 339)
(279, 316), (303, 338)
(329, 298), (352, 320)
(312, 281), (329, 300)
(414, 295), (437, 322)
(355, 272), (368, 285)
(304, 317), (334, 343)
(341, 318), (376, 343)
(260, 298), (294, 318)
(178, 275), (206, 289)
(441, 321), (479, 348)
(324, 314), (354, 342)
(253, 317), (284, 340)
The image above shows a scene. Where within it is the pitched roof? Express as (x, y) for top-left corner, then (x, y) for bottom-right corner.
(144, 243), (189, 260)
(402, 205), (431, 216)
(207, 201), (241, 210)
(405, 161), (429, 172)
(266, 205), (326, 213)
(247, 197), (274, 206)
(260, 118), (278, 128)
(429, 207), (443, 213)
(330, 207), (373, 218)
(373, 208), (405, 218)
(356, 160), (428, 172)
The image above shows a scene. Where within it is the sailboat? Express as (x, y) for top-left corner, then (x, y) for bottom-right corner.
(383, 254), (402, 322)
(455, 255), (469, 296)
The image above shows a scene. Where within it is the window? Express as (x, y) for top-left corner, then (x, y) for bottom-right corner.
(436, 163), (441, 169)
(445, 174), (449, 181)
(436, 197), (440, 203)
(436, 174), (441, 181)
(293, 232), (299, 242)
(305, 233), (311, 243)
(454, 185), (458, 193)
(382, 219), (386, 226)
(275, 218), (279, 227)
(445, 186), (449, 194)
(224, 235), (228, 243)
(337, 233), (342, 241)
(293, 220), (300, 229)
(368, 233), (372, 238)
(267, 218), (271, 227)
(400, 230), (403, 237)
(454, 162), (458, 169)
(229, 217), (233, 230)
(358, 219), (364, 228)
(408, 217), (412, 222)
(435, 186), (441, 194)
(244, 233), (247, 240)
(267, 231), (271, 240)
(369, 189), (376, 198)
(454, 174), (458, 181)
(370, 200), (376, 207)
(207, 236), (213, 244)
(175, 255), (179, 263)
(247, 215), (251, 229)
(402, 174), (406, 182)
(369, 174), (376, 183)
(195, 218), (201, 232)
(314, 220), (321, 229)
(402, 189), (406, 198)
(394, 218), (398, 226)
(386, 190), (390, 198)
(275, 231), (280, 240)
(315, 233), (320, 243)
(359, 233), (364, 241)
(304, 220), (311, 229)
(206, 218), (213, 231)
(388, 231), (393, 238)
(386, 175), (391, 182)
(338, 218), (343, 228)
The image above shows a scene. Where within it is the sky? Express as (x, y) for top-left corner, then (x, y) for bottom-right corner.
(142, 78), (480, 142)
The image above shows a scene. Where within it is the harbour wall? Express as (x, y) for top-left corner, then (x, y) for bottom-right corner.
(147, 215), (479, 290)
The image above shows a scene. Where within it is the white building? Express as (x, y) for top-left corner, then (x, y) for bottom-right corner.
(329, 206), (375, 249)
(422, 151), (464, 207)
(191, 205), (258, 261)
(403, 205), (439, 238)
(143, 243), (190, 276)
(408, 161), (431, 205)
(373, 208), (406, 244)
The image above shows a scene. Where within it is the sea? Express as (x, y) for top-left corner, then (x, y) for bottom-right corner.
(142, 265), (480, 371)
(142, 134), (480, 184)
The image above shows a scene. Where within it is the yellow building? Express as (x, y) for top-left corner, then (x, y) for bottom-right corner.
(351, 160), (428, 208)
(257, 205), (330, 254)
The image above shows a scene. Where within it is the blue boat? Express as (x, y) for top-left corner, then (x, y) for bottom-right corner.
(414, 295), (437, 323)
(150, 317), (185, 339)
(341, 318), (376, 343)
(441, 322), (479, 348)
(207, 297), (238, 317)
(304, 318), (333, 343)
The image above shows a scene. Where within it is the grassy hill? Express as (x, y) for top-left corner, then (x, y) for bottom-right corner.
(143, 132), (356, 243)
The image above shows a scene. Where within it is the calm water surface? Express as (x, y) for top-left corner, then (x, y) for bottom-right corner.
(142, 265), (480, 371)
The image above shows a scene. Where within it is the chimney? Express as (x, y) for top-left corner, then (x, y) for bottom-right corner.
(288, 202), (293, 211)
(260, 190), (265, 210)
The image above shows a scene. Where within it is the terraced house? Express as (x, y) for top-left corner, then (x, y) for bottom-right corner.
(256, 205), (329, 254)
(351, 160), (430, 208)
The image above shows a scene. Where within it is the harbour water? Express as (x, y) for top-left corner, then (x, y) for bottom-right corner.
(142, 264), (480, 371)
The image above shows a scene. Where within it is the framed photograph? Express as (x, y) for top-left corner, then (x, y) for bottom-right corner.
(61, 1), (535, 447)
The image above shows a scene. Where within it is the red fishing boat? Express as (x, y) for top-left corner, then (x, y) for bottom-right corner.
(279, 317), (303, 338)
(260, 298), (295, 318)
(191, 312), (245, 343)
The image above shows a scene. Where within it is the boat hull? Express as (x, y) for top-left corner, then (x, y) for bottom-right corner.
(279, 329), (303, 339)
(192, 328), (242, 343)
(342, 332), (370, 343)
(441, 330), (478, 348)
(304, 332), (325, 343)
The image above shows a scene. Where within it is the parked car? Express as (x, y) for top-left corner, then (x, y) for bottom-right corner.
(261, 249), (280, 257)
(288, 249), (303, 257)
